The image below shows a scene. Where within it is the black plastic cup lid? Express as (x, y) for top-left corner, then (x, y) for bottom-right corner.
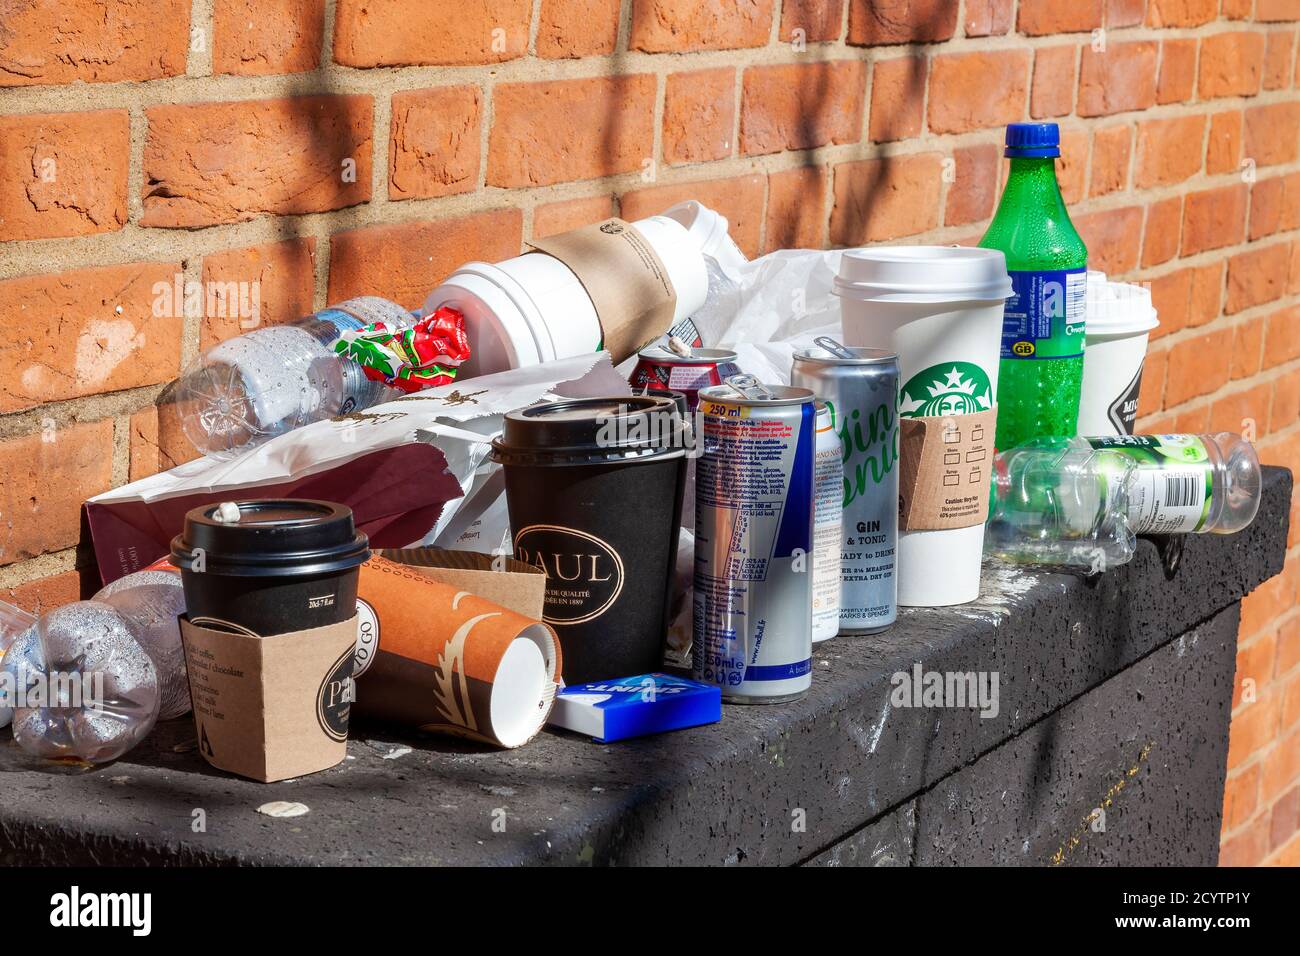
(491, 395), (687, 465)
(170, 499), (370, 577)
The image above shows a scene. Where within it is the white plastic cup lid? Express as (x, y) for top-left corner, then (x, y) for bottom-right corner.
(834, 246), (1013, 303)
(1085, 270), (1159, 336)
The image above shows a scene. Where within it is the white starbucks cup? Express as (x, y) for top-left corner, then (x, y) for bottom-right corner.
(834, 246), (1012, 607)
(662, 200), (748, 273)
(1078, 271), (1159, 436)
(426, 215), (709, 379)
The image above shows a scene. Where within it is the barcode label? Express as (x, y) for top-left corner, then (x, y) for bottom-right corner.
(1128, 467), (1208, 534)
(1163, 473), (1198, 508)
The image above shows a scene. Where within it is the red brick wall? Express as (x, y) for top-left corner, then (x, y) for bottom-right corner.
(0, 0), (1296, 864)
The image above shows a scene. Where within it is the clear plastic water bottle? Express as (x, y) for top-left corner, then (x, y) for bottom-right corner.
(6, 601), (160, 764)
(0, 600), (36, 729)
(93, 570), (190, 720)
(176, 297), (412, 456)
(987, 433), (1261, 570)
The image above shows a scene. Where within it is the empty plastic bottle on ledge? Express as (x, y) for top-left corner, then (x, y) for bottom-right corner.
(176, 297), (414, 456)
(986, 433), (1262, 571)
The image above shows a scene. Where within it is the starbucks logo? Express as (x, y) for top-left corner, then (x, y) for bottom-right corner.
(599, 221), (624, 235)
(514, 525), (625, 625)
(899, 362), (992, 419)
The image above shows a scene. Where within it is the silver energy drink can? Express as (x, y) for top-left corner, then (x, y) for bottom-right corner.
(693, 379), (816, 703)
(792, 345), (899, 634)
(812, 402), (844, 643)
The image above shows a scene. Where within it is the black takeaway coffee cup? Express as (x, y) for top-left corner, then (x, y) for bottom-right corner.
(491, 395), (688, 684)
(170, 499), (370, 636)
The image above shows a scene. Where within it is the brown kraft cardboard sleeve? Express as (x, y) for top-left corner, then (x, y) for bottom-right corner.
(352, 556), (561, 748)
(528, 218), (677, 362)
(180, 616), (357, 783)
(898, 406), (998, 531)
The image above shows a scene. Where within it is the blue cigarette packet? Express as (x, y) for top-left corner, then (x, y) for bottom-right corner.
(549, 673), (722, 743)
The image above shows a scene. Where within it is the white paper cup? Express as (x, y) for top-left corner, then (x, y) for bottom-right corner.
(1079, 271), (1159, 436)
(835, 246), (1012, 607)
(426, 215), (708, 378)
(663, 200), (748, 273)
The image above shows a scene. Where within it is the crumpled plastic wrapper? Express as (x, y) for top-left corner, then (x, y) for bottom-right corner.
(333, 306), (471, 393)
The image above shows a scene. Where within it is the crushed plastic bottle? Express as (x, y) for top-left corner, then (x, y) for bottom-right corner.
(175, 297), (414, 457)
(93, 571), (190, 720)
(0, 599), (37, 729)
(986, 433), (1262, 571)
(7, 601), (160, 764)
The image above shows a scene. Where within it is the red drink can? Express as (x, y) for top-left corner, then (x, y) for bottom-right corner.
(628, 347), (740, 411)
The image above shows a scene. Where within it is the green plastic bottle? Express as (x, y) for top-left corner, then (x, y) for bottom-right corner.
(979, 123), (1088, 450)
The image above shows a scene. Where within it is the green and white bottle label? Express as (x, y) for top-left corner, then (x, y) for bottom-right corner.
(899, 362), (993, 418)
(1087, 434), (1213, 534)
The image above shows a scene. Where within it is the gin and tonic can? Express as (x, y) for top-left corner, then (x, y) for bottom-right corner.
(812, 402), (844, 643)
(693, 378), (815, 703)
(792, 345), (899, 634)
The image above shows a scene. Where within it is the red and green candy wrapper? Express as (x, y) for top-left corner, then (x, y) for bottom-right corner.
(333, 306), (471, 393)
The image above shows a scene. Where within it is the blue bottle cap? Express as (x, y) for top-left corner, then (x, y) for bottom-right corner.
(1004, 122), (1061, 158)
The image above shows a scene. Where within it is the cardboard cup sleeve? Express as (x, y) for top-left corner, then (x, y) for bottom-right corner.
(898, 406), (998, 532)
(352, 556), (562, 748)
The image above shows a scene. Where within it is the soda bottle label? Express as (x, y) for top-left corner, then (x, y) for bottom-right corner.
(1000, 268), (1087, 360)
(1087, 435), (1213, 533)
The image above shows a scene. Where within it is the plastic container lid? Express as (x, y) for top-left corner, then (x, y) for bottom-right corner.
(1005, 122), (1061, 158)
(1085, 271), (1159, 336)
(833, 246), (1013, 304)
(491, 395), (688, 466)
(171, 499), (370, 578)
(662, 201), (748, 272)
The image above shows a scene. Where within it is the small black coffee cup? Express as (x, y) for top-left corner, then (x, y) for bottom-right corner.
(170, 499), (370, 636)
(491, 396), (688, 684)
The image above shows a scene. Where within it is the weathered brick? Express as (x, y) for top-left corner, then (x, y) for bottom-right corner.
(0, 261), (183, 413)
(1018, 0), (1103, 35)
(1257, 0), (1300, 21)
(1146, 0), (1217, 26)
(1148, 263), (1223, 338)
(533, 196), (616, 239)
(1182, 184), (1248, 256)
(1074, 206), (1143, 275)
(0, 110), (128, 242)
(1211, 382), (1274, 438)
(1250, 172), (1300, 241)
(1031, 46), (1077, 119)
(630, 0), (775, 53)
(780, 0), (846, 41)
(945, 144), (1000, 227)
(1230, 316), (1267, 380)
(1078, 41), (1158, 116)
(328, 209), (523, 309)
(1222, 764), (1261, 832)
(663, 68), (736, 166)
(1199, 32), (1265, 99)
(334, 0), (529, 66)
(142, 96), (373, 228)
(1058, 129), (1089, 205)
(1271, 367), (1300, 432)
(129, 403), (199, 483)
(1134, 114), (1206, 188)
(0, 0), (189, 86)
(621, 175), (766, 257)
(213, 0), (324, 76)
(1137, 346), (1167, 415)
(927, 50), (1030, 135)
(1263, 304), (1300, 369)
(966, 0), (1014, 35)
(740, 61), (866, 156)
(1206, 110), (1244, 175)
(537, 0), (621, 58)
(1141, 196), (1182, 268)
(0, 421), (114, 568)
(200, 239), (317, 350)
(1245, 102), (1300, 168)
(847, 0), (958, 44)
(389, 86), (482, 201)
(1222, 0), (1254, 18)
(2, 571), (85, 615)
(1264, 28), (1297, 90)
(1089, 125), (1132, 197)
(870, 57), (927, 142)
(1156, 38), (1197, 104)
(1106, 0), (1147, 26)
(488, 76), (656, 187)
(830, 153), (944, 245)
(766, 166), (829, 252)
(1219, 815), (1270, 864)
(1165, 326), (1234, 406)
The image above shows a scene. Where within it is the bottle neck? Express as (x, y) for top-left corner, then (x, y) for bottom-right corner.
(992, 156), (1068, 222)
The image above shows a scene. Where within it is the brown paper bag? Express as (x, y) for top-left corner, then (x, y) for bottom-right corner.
(352, 556), (561, 748)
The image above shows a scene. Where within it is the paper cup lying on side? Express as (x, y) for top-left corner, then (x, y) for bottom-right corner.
(352, 556), (561, 748)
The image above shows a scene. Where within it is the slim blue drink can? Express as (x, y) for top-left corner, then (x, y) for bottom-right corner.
(692, 379), (816, 703)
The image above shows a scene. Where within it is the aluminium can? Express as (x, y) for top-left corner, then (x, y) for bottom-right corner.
(791, 346), (899, 634)
(812, 402), (844, 642)
(629, 347), (740, 411)
(692, 382), (816, 703)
